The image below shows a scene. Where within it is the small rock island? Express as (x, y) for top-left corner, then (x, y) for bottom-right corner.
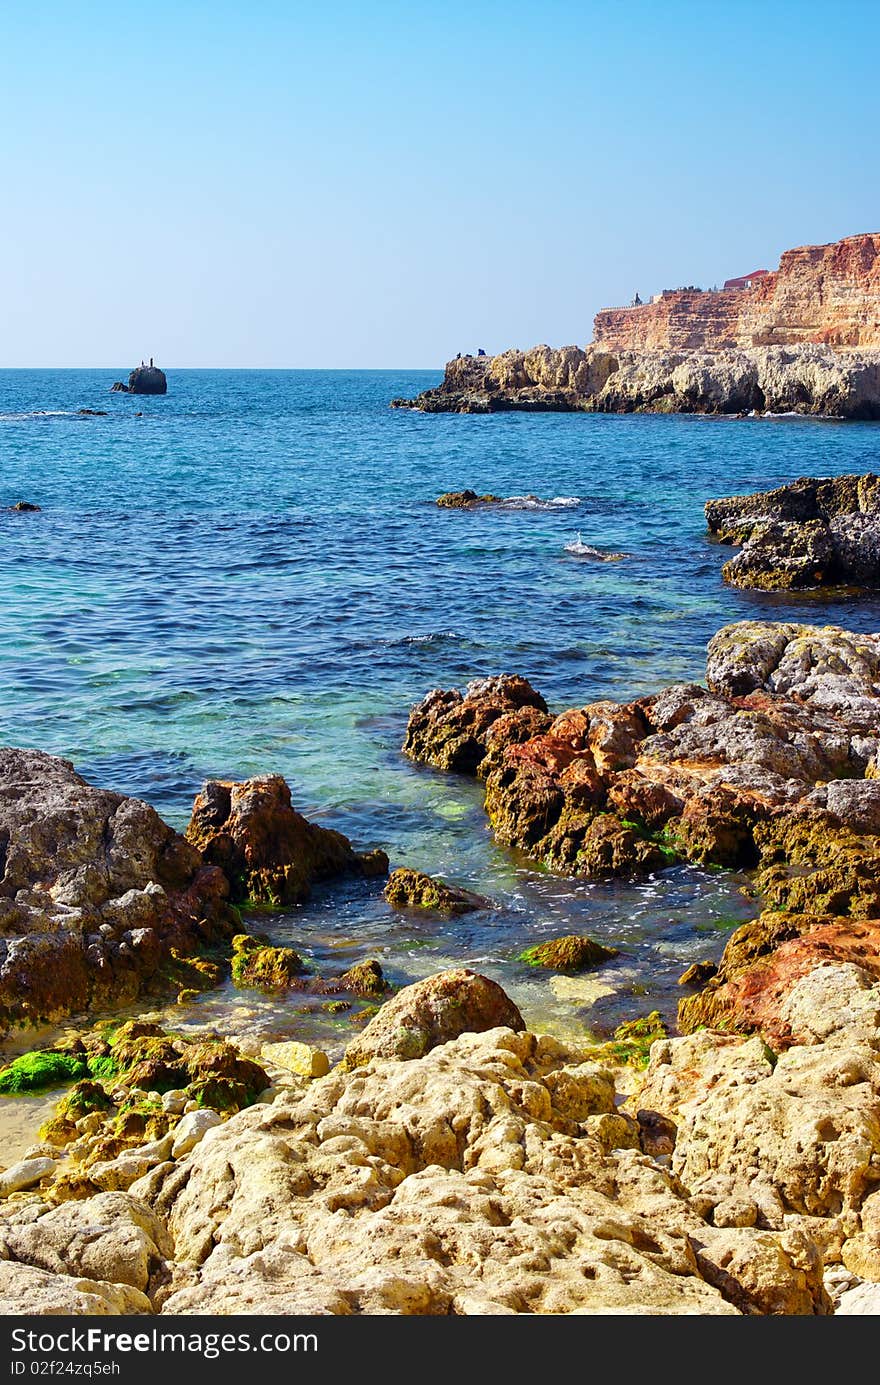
(111, 359), (167, 395)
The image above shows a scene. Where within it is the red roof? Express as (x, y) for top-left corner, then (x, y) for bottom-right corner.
(723, 269), (770, 289)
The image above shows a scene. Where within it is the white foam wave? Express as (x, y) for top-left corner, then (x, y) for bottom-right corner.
(564, 532), (628, 561)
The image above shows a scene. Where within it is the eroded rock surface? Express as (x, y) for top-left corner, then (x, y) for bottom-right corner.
(186, 774), (388, 906)
(0, 750), (236, 1030)
(706, 474), (880, 590)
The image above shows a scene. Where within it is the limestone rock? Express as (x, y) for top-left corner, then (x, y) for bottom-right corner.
(0, 1260), (151, 1314)
(706, 475), (880, 590)
(0, 1192), (170, 1291)
(186, 774), (386, 906)
(261, 1041), (330, 1079)
(0, 1157), (56, 1196)
(171, 1109), (224, 1158)
(343, 969), (524, 1067)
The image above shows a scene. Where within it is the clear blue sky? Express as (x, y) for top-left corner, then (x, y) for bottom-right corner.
(1, 0), (877, 367)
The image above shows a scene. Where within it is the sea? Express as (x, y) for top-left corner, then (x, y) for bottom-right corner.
(1, 367), (880, 1148)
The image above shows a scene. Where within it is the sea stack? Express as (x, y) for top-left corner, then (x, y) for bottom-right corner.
(128, 362), (167, 394)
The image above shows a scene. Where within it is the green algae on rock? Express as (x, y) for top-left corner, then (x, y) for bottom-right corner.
(0, 1051), (90, 1094)
(519, 935), (618, 972)
(230, 934), (307, 990)
(337, 959), (388, 997)
(588, 1012), (668, 1070)
(384, 867), (491, 915)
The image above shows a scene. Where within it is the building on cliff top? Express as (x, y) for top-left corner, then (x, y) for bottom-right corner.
(723, 269), (769, 291)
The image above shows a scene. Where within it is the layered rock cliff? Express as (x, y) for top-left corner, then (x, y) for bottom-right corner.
(595, 234), (880, 353)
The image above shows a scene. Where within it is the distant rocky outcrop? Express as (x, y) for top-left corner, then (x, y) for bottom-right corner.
(128, 366), (166, 395)
(111, 365), (167, 395)
(706, 473), (880, 590)
(396, 234), (880, 417)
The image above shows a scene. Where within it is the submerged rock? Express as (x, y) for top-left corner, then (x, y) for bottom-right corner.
(5, 501), (40, 512)
(186, 774), (387, 906)
(384, 867), (491, 914)
(519, 935), (618, 971)
(0, 749), (237, 1030)
(436, 490), (502, 508)
(337, 958), (388, 996)
(706, 474), (880, 590)
(343, 968), (524, 1067)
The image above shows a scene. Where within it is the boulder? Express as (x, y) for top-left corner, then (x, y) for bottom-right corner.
(186, 774), (387, 906)
(261, 1041), (330, 1079)
(706, 475), (880, 590)
(343, 969), (524, 1067)
(519, 935), (618, 971)
(402, 676), (549, 775)
(0, 1158), (56, 1197)
(0, 1193), (170, 1291)
(230, 934), (306, 990)
(0, 749), (236, 1029)
(0, 1261), (151, 1315)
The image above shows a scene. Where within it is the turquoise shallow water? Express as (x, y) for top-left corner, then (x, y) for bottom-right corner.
(2, 368), (880, 1076)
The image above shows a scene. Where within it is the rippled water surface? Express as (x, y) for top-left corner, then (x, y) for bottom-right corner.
(2, 368), (880, 1102)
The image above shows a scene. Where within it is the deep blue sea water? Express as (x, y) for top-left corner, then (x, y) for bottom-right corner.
(3, 368), (880, 1073)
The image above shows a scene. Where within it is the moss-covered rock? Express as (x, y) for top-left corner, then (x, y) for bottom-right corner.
(519, 935), (618, 972)
(0, 1050), (89, 1094)
(230, 934), (307, 990)
(384, 869), (491, 914)
(338, 959), (388, 997)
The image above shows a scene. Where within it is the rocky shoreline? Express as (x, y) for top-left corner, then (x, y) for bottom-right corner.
(392, 344), (880, 417)
(1, 617), (880, 1311)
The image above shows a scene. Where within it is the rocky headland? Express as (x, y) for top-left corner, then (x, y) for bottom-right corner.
(393, 233), (880, 417)
(706, 473), (880, 590)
